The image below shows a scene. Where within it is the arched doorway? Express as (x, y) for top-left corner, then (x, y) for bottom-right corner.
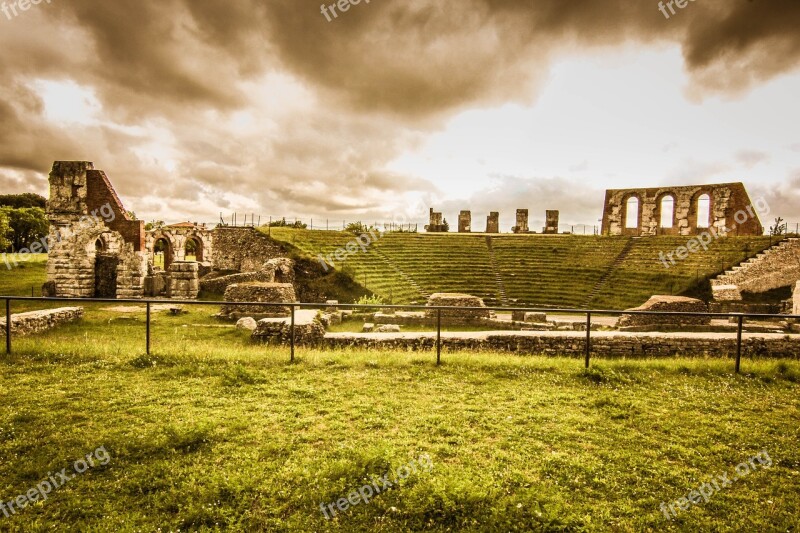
(185, 237), (203, 262)
(154, 238), (173, 270)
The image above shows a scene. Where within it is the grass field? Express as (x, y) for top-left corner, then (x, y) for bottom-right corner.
(1, 254), (799, 531)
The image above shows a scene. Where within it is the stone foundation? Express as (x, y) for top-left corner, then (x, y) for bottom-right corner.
(0, 307), (84, 337)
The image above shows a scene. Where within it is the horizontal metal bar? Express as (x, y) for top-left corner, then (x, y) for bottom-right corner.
(0, 295), (797, 321)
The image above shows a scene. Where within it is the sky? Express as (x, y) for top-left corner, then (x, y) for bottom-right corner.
(1, 0), (799, 232)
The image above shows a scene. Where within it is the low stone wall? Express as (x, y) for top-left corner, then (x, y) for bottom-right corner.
(371, 311), (556, 330)
(0, 307), (84, 337)
(324, 331), (800, 359)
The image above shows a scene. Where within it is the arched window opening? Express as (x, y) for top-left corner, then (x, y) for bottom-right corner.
(696, 194), (711, 229)
(660, 196), (675, 229)
(95, 239), (105, 252)
(625, 197), (640, 229)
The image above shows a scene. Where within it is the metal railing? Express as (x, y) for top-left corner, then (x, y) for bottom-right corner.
(2, 296), (798, 373)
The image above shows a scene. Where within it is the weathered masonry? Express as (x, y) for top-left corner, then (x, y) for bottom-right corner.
(45, 161), (284, 299)
(458, 211), (471, 233)
(601, 182), (763, 237)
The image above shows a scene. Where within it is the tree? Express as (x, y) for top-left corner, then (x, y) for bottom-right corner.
(0, 211), (11, 251)
(145, 220), (165, 231)
(0, 193), (46, 209)
(0, 207), (49, 251)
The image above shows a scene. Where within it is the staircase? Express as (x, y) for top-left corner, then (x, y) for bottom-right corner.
(372, 248), (429, 301)
(582, 237), (637, 308)
(485, 236), (509, 306)
(711, 237), (798, 300)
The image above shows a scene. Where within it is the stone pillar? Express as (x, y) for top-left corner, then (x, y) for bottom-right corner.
(544, 210), (559, 234)
(513, 209), (529, 233)
(425, 208), (447, 232)
(168, 261), (200, 299)
(486, 212), (499, 233)
(458, 211), (471, 233)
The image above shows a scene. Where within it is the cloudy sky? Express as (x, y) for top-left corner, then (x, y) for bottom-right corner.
(1, 0), (799, 231)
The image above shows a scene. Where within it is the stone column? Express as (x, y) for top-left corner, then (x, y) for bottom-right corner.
(486, 212), (499, 233)
(458, 211), (471, 233)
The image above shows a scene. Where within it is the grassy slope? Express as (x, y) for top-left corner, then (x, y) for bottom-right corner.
(265, 229), (775, 309)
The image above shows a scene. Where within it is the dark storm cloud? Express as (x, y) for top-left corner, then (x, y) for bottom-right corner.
(0, 0), (798, 221)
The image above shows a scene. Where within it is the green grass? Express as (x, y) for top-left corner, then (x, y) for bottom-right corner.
(0, 253), (47, 297)
(1, 248), (798, 531)
(1, 334), (798, 531)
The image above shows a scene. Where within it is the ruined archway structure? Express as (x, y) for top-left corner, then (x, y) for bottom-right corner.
(45, 161), (284, 299)
(601, 183), (763, 237)
(46, 161), (148, 298)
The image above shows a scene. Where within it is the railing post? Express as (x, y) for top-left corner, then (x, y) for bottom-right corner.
(5, 298), (10, 355)
(436, 308), (441, 365)
(735, 314), (744, 373)
(146, 302), (151, 355)
(290, 304), (295, 363)
(585, 311), (591, 368)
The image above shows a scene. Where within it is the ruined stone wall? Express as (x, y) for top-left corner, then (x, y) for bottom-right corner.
(601, 182), (763, 237)
(211, 227), (285, 272)
(46, 161), (147, 298)
(86, 170), (144, 251)
(145, 226), (213, 269)
(425, 208), (447, 232)
(325, 332), (800, 359)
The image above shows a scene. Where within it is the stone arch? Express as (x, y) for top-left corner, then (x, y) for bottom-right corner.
(153, 236), (173, 270)
(184, 234), (204, 262)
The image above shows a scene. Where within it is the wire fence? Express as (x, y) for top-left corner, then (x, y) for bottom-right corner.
(3, 296), (798, 373)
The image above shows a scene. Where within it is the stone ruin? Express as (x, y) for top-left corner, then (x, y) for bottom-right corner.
(512, 209), (529, 234)
(45, 161), (286, 301)
(486, 212), (499, 233)
(425, 293), (491, 320)
(601, 182), (763, 237)
(617, 295), (710, 330)
(425, 208), (448, 232)
(219, 282), (297, 319)
(458, 210), (471, 233)
(544, 210), (559, 234)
